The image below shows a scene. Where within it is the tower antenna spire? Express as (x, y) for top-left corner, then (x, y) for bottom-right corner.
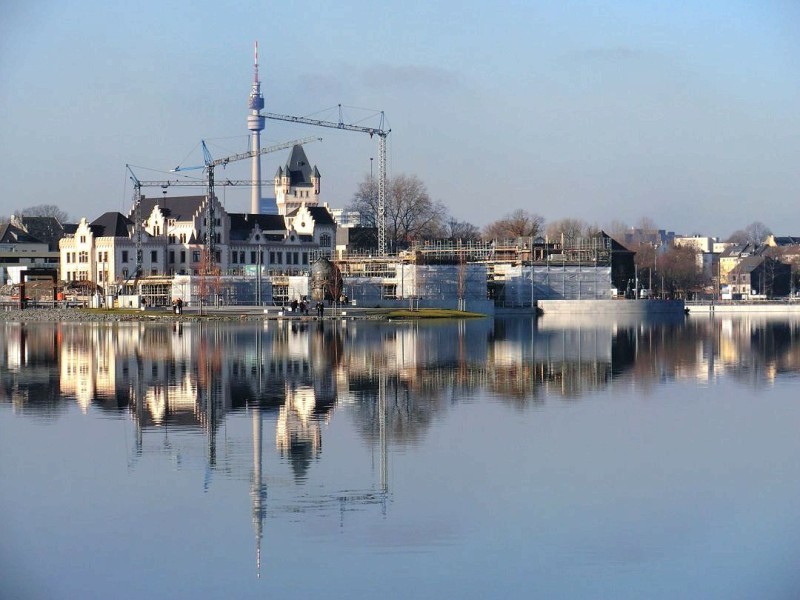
(248, 41), (266, 214)
(254, 40), (259, 82)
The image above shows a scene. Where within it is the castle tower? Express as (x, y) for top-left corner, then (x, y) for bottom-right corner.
(247, 42), (266, 214)
(274, 144), (321, 216)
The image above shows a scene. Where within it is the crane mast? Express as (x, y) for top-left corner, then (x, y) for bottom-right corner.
(125, 166), (146, 287)
(264, 107), (390, 256)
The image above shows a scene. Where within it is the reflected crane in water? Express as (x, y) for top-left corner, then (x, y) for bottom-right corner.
(247, 321), (390, 577)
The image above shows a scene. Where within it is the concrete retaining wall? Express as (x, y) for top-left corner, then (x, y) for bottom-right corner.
(686, 302), (800, 314)
(538, 299), (685, 315)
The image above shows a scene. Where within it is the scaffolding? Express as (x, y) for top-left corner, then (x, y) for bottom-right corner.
(130, 235), (617, 307)
(490, 265), (612, 307)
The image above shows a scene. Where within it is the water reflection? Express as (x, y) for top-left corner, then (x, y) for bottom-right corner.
(3, 314), (800, 588)
(4, 314), (800, 423)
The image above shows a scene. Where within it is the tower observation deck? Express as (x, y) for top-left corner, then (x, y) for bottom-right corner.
(248, 42), (266, 214)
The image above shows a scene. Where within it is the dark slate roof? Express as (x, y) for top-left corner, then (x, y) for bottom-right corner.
(772, 236), (800, 246)
(228, 213), (286, 241)
(284, 145), (315, 186)
(90, 212), (132, 238)
(306, 206), (335, 226)
(720, 244), (747, 257)
(0, 223), (45, 244)
(735, 256), (766, 273)
(63, 223), (79, 235)
(16, 216), (65, 250)
(130, 195), (205, 221)
(721, 243), (767, 258)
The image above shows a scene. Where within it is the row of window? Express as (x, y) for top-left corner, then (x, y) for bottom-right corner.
(230, 250), (309, 265)
(64, 251), (89, 264)
(64, 232), (331, 272)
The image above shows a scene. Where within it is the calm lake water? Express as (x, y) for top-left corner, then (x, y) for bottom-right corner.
(2, 314), (800, 599)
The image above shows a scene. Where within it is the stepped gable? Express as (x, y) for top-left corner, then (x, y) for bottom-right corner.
(130, 195), (205, 221)
(228, 213), (286, 241)
(89, 212), (132, 238)
(305, 206), (334, 225)
(287, 206), (335, 226)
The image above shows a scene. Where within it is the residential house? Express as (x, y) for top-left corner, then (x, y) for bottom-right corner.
(727, 255), (791, 298)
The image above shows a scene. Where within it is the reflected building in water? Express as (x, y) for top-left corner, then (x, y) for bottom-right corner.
(5, 314), (800, 576)
(4, 315), (800, 425)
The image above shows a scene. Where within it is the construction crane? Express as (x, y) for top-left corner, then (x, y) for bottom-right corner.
(125, 170), (278, 290)
(172, 136), (321, 273)
(264, 105), (390, 256)
(124, 136), (318, 283)
(125, 166), (148, 294)
(174, 136), (321, 273)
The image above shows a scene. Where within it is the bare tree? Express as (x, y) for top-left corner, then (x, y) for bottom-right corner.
(743, 221), (771, 245)
(483, 209), (544, 241)
(605, 219), (629, 243)
(445, 218), (481, 243)
(633, 241), (658, 292)
(349, 174), (446, 250)
(658, 244), (706, 299)
(15, 204), (70, 223)
(636, 217), (658, 234)
(546, 218), (588, 247)
(726, 229), (749, 244)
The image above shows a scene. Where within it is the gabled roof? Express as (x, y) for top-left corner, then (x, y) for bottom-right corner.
(720, 243), (748, 257)
(228, 213), (286, 241)
(90, 212), (132, 238)
(284, 145), (315, 186)
(305, 206), (335, 226)
(130, 195), (205, 222)
(734, 256), (766, 273)
(0, 223), (45, 244)
(720, 242), (767, 258)
(594, 230), (633, 253)
(15, 216), (65, 250)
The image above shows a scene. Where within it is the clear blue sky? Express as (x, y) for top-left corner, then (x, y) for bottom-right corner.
(2, 0), (799, 238)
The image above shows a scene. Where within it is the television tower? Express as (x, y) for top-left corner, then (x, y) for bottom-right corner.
(248, 42), (266, 214)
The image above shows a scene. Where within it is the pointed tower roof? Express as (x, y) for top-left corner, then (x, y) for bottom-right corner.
(285, 145), (314, 186)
